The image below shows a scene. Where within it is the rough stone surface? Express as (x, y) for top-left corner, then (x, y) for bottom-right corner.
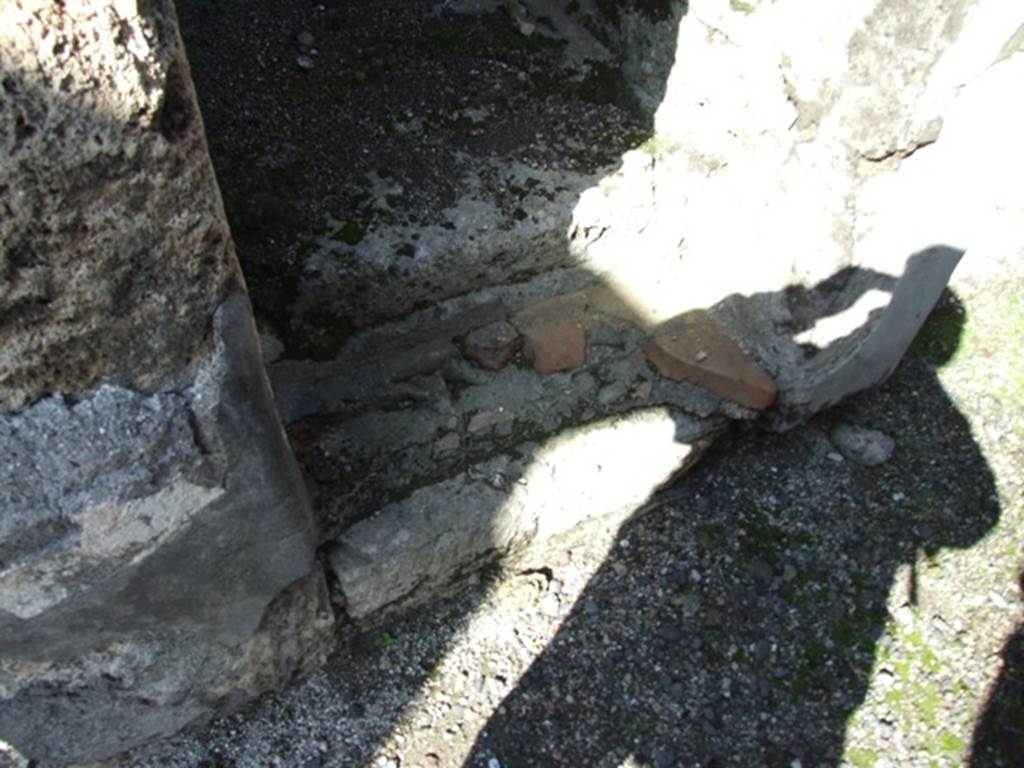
(209, 569), (334, 705)
(0, 0), (329, 758)
(463, 320), (520, 371)
(192, 0), (1002, 431)
(92, 246), (1024, 768)
(0, 296), (329, 766)
(270, 274), (745, 539)
(0, 385), (219, 620)
(174, 0), (1012, 398)
(271, 303), (497, 425)
(173, 0), (664, 354)
(0, 0), (241, 412)
(644, 312), (778, 410)
(255, 0), (1018, 638)
(7, 0), (1020, 760)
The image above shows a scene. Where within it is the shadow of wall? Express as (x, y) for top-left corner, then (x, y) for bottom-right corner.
(464, 285), (1001, 766)
(970, 570), (1024, 767)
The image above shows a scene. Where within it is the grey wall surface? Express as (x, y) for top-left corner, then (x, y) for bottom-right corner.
(0, 2), (330, 764)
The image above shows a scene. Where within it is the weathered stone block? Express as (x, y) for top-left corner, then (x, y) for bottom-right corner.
(330, 408), (719, 620)
(0, 2), (330, 762)
(0, 385), (218, 620)
(0, 296), (330, 766)
(0, 0), (240, 413)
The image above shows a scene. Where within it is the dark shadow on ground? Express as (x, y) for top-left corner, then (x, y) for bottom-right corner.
(461, 288), (1001, 767)
(970, 571), (1024, 767)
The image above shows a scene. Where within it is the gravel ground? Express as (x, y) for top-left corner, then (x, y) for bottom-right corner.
(119, 267), (1023, 768)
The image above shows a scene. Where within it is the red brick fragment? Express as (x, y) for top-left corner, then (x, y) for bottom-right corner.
(645, 313), (777, 410)
(464, 320), (521, 371)
(511, 292), (588, 374)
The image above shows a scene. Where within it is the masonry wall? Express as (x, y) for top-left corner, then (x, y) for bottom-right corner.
(0, 2), (330, 764)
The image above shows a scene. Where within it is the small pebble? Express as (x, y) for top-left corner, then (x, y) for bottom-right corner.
(296, 55), (315, 70)
(750, 558), (774, 583)
(658, 624), (683, 643)
(753, 639), (772, 660)
(654, 746), (678, 768)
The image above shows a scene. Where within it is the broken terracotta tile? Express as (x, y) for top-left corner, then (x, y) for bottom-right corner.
(521, 320), (586, 374)
(511, 292), (588, 374)
(464, 319), (521, 371)
(645, 313), (777, 410)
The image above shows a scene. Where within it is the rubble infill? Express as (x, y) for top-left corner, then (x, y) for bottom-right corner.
(269, 278), (776, 622)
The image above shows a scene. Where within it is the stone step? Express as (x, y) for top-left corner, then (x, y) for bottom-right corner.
(272, 280), (770, 531)
(328, 407), (721, 620)
(285, 238), (965, 621)
(269, 277), (783, 620)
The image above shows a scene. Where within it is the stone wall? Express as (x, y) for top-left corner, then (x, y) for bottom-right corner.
(0, 1), (330, 764)
(1, 0), (235, 411)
